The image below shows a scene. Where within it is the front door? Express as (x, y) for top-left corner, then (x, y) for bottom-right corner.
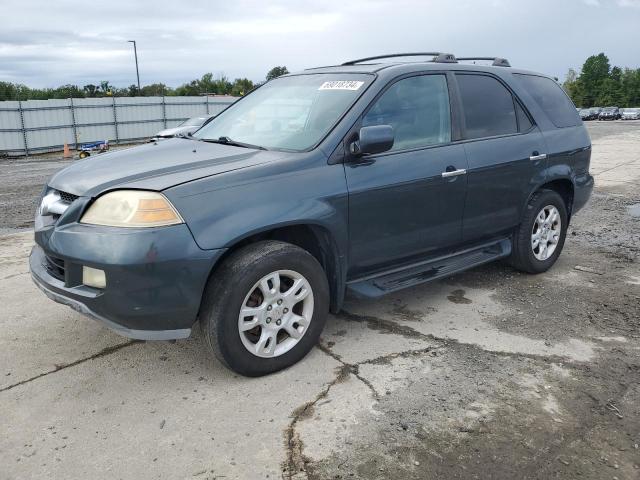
(345, 73), (468, 278)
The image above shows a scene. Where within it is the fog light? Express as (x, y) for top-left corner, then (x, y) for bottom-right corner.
(83, 266), (106, 289)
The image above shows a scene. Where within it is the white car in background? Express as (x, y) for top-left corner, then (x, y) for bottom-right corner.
(622, 108), (640, 120)
(150, 116), (215, 142)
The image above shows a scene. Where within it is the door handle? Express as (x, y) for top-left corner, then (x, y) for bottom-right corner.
(441, 168), (467, 178)
(529, 153), (547, 161)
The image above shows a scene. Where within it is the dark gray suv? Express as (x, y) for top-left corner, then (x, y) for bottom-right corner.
(30, 53), (593, 376)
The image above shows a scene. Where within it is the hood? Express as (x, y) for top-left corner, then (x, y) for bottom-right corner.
(154, 125), (199, 137)
(48, 138), (275, 197)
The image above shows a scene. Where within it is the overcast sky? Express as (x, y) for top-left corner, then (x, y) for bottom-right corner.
(1, 0), (639, 88)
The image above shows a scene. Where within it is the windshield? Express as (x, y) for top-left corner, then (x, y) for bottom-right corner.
(194, 74), (372, 151)
(180, 117), (208, 127)
(603, 107), (617, 112)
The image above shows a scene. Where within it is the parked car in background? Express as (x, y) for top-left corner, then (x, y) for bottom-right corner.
(579, 108), (595, 121)
(30, 52), (593, 376)
(599, 107), (621, 120)
(150, 116), (215, 142)
(622, 108), (640, 120)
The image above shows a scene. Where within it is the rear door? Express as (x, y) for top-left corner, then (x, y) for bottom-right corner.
(455, 73), (548, 242)
(345, 73), (468, 277)
(511, 73), (591, 190)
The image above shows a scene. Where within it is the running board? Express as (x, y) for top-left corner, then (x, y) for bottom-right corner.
(347, 238), (511, 298)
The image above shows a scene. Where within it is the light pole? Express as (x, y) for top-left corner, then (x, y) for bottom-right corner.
(127, 40), (140, 93)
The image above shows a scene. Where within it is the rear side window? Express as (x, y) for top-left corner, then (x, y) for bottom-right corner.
(513, 74), (579, 128)
(363, 74), (451, 151)
(456, 74), (517, 139)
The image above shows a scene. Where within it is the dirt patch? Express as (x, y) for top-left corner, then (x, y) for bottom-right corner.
(304, 342), (639, 480)
(447, 289), (473, 304)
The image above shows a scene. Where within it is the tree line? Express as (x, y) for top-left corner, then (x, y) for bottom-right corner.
(563, 53), (640, 108)
(0, 66), (289, 101)
(3, 55), (638, 107)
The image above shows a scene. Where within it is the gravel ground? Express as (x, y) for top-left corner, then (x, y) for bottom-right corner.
(0, 144), (137, 234)
(0, 121), (638, 480)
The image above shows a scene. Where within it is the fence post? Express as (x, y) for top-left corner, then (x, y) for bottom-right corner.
(17, 100), (28, 157)
(112, 96), (120, 144)
(162, 96), (167, 128)
(69, 97), (79, 149)
(206, 96), (210, 115)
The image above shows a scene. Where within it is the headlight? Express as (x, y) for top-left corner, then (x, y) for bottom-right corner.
(81, 190), (183, 227)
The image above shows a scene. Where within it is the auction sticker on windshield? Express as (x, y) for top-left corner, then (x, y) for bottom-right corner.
(318, 81), (365, 90)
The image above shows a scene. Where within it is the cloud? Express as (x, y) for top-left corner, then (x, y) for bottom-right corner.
(617, 0), (640, 7)
(0, 0), (639, 88)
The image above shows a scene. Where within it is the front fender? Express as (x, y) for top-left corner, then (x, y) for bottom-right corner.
(165, 156), (349, 255)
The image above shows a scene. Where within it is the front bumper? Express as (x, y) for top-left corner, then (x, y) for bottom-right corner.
(30, 222), (225, 340)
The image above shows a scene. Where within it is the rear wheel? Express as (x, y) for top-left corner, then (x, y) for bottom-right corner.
(200, 241), (329, 376)
(510, 189), (568, 274)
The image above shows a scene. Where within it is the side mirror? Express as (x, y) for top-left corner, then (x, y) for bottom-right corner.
(350, 125), (394, 156)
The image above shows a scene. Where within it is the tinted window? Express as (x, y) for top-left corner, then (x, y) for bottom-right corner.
(516, 102), (533, 132)
(363, 75), (451, 151)
(456, 74), (517, 139)
(513, 74), (579, 128)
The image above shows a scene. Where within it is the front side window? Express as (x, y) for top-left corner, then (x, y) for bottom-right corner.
(457, 74), (518, 139)
(194, 74), (372, 151)
(362, 74), (451, 151)
(513, 74), (579, 128)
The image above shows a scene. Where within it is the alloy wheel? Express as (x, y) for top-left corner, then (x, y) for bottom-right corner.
(237, 270), (314, 358)
(531, 205), (561, 261)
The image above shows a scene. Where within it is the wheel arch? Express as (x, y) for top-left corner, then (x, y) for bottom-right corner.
(525, 176), (575, 221)
(205, 222), (346, 314)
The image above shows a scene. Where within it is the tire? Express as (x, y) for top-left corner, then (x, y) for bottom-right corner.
(200, 240), (330, 377)
(510, 189), (568, 274)
(78, 151), (89, 159)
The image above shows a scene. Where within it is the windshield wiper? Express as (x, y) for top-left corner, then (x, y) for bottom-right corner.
(199, 136), (267, 150)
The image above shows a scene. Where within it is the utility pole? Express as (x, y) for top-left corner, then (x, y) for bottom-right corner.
(128, 40), (141, 93)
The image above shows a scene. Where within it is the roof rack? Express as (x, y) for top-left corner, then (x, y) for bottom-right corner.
(342, 52), (457, 66)
(457, 57), (511, 67)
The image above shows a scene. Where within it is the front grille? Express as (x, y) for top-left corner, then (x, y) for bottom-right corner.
(58, 190), (79, 204)
(43, 254), (65, 282)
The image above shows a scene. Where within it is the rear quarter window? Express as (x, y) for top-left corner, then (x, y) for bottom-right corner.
(513, 74), (580, 128)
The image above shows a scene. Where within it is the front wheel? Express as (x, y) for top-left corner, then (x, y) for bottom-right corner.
(200, 241), (329, 376)
(510, 189), (568, 274)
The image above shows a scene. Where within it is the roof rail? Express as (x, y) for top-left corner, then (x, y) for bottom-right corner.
(342, 52), (457, 66)
(457, 57), (511, 67)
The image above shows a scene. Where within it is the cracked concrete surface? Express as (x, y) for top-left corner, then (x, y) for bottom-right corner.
(1, 121), (639, 479)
